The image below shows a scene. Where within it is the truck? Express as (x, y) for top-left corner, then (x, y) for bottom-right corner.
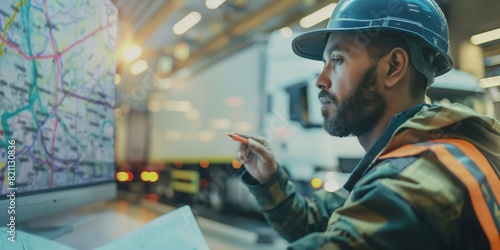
(115, 31), (494, 214)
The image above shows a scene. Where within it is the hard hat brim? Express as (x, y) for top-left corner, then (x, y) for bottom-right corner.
(292, 29), (331, 61)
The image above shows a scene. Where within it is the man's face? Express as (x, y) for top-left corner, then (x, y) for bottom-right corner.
(317, 33), (387, 137)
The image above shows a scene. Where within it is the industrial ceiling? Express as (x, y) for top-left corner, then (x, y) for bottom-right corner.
(111, 0), (500, 111)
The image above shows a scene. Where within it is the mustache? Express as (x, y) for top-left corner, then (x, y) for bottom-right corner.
(318, 90), (337, 105)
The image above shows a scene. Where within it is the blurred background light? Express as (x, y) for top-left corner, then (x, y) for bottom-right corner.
(324, 180), (340, 192)
(165, 130), (183, 140)
(471, 28), (500, 45)
(186, 109), (201, 120)
(147, 101), (162, 112)
(114, 108), (123, 119)
(174, 42), (190, 61)
(205, 0), (226, 10)
(300, 3), (337, 28)
(156, 78), (172, 90)
(234, 122), (252, 132)
(199, 131), (215, 142)
(480, 76), (500, 88)
(225, 97), (243, 107)
(232, 159), (242, 169)
(163, 101), (192, 112)
(122, 44), (142, 62)
(130, 60), (148, 75)
(115, 74), (122, 85)
(311, 178), (322, 189)
(173, 12), (202, 35)
(279, 27), (293, 38)
(211, 119), (231, 129)
(200, 159), (210, 168)
(158, 56), (174, 73)
(174, 160), (184, 168)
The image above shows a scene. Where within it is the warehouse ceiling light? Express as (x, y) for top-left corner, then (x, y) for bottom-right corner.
(280, 27), (293, 38)
(471, 28), (500, 45)
(205, 0), (226, 10)
(130, 60), (148, 75)
(122, 45), (142, 62)
(479, 76), (500, 88)
(173, 12), (202, 35)
(300, 3), (337, 29)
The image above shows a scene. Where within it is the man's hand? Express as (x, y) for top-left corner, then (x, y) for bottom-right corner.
(236, 135), (278, 184)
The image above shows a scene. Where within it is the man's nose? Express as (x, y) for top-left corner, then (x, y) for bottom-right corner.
(315, 65), (332, 90)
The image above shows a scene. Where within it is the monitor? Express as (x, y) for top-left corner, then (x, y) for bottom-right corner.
(0, 0), (117, 230)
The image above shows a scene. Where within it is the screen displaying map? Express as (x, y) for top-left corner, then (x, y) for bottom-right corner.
(0, 0), (117, 196)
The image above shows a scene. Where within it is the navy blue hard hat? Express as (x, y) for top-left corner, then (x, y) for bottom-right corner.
(292, 0), (454, 79)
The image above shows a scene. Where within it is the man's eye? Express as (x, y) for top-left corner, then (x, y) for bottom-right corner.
(332, 58), (342, 64)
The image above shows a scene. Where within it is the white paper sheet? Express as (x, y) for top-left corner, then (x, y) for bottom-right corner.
(0, 228), (75, 250)
(96, 205), (209, 250)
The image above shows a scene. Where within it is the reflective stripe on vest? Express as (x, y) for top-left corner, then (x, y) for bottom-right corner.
(379, 139), (500, 250)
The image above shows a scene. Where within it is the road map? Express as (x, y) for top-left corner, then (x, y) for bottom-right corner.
(0, 0), (117, 195)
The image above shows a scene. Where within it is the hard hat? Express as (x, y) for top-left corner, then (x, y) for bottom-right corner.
(292, 0), (454, 82)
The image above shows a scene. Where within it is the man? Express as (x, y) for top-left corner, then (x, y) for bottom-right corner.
(236, 0), (500, 249)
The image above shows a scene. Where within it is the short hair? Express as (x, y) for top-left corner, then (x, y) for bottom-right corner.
(365, 32), (427, 99)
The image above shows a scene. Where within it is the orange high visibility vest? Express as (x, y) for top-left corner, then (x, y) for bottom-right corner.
(379, 139), (500, 250)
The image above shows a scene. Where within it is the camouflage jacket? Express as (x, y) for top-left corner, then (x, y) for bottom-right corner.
(241, 104), (500, 250)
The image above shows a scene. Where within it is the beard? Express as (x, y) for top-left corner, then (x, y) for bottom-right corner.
(320, 64), (386, 137)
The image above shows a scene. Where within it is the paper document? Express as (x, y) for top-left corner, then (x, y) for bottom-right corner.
(96, 205), (210, 250)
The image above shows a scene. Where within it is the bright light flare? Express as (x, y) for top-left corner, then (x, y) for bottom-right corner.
(122, 45), (142, 62)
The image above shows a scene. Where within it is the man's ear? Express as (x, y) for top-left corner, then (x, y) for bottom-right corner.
(383, 48), (409, 88)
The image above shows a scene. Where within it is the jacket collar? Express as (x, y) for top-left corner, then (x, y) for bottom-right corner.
(343, 103), (428, 192)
